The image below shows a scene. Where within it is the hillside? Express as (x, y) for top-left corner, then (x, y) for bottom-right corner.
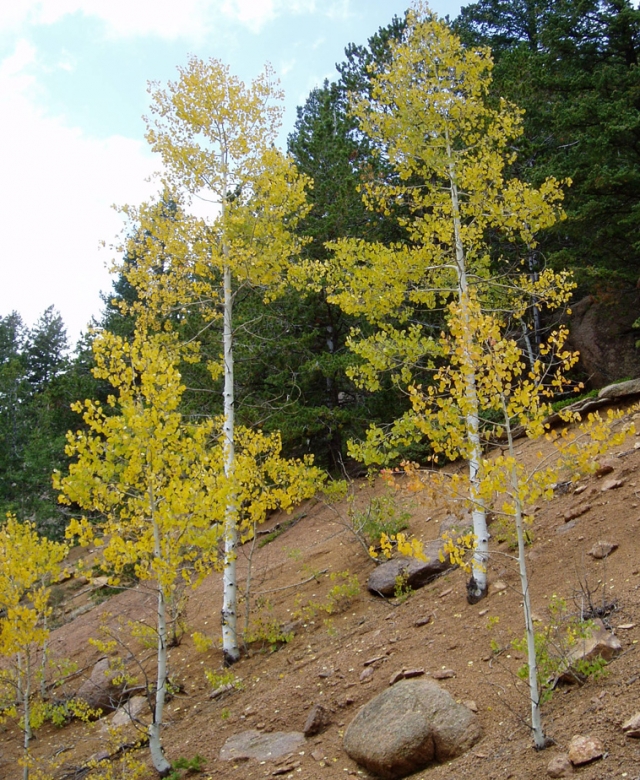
(1, 405), (640, 780)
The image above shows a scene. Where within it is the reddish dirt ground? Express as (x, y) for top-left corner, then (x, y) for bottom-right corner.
(2, 405), (640, 780)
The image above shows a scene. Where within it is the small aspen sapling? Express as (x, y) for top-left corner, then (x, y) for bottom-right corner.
(0, 514), (68, 780)
(406, 294), (634, 749)
(56, 330), (222, 776)
(319, 1), (571, 603)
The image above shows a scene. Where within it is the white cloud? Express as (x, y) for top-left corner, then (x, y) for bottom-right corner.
(1, 0), (325, 40)
(0, 41), (156, 342)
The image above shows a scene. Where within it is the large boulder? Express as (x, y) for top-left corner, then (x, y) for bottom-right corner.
(343, 678), (482, 779)
(368, 541), (453, 597)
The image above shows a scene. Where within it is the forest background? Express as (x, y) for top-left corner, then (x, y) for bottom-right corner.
(1, 0), (640, 542)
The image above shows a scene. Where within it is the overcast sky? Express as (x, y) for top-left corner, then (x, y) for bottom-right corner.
(0, 0), (464, 345)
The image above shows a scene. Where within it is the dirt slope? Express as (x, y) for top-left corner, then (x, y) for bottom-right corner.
(2, 407), (640, 780)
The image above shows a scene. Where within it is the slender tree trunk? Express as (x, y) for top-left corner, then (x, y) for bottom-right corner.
(20, 652), (31, 780)
(148, 514), (172, 776)
(447, 145), (489, 603)
(221, 261), (240, 666)
(503, 402), (546, 749)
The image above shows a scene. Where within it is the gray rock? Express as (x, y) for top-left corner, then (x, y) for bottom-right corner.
(76, 658), (129, 714)
(588, 540), (618, 559)
(368, 541), (453, 597)
(343, 678), (482, 779)
(219, 730), (305, 762)
(598, 378), (640, 400)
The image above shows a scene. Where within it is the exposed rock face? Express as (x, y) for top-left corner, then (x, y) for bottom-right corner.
(219, 730), (306, 762)
(566, 291), (640, 388)
(343, 678), (482, 779)
(368, 541), (453, 597)
(76, 658), (130, 714)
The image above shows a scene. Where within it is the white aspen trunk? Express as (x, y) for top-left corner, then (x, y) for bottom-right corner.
(221, 260), (240, 666)
(447, 146), (489, 603)
(148, 513), (172, 776)
(503, 404), (546, 749)
(21, 652), (31, 780)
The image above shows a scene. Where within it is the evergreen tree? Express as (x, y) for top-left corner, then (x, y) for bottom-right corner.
(455, 0), (640, 284)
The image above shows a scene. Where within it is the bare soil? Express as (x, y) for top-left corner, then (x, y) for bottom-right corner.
(2, 406), (640, 780)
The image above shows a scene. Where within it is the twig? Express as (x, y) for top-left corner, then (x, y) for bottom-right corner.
(255, 569), (328, 596)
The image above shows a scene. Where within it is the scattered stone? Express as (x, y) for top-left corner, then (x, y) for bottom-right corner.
(390, 668), (425, 685)
(601, 478), (624, 492)
(432, 669), (455, 680)
(463, 700), (478, 713)
(568, 735), (604, 766)
(303, 704), (332, 737)
(588, 540), (619, 559)
(364, 655), (387, 666)
(438, 588), (453, 598)
(360, 667), (375, 683)
(547, 754), (574, 777)
(311, 749), (325, 761)
(622, 713), (640, 737)
(402, 669), (425, 680)
(618, 623), (636, 630)
(272, 762), (300, 776)
(91, 576), (109, 588)
(563, 504), (591, 522)
(414, 616), (432, 627)
(492, 581), (507, 593)
(318, 669), (333, 679)
(219, 731), (306, 762)
(478, 609), (489, 617)
(574, 485), (588, 495)
(594, 459), (616, 478)
(368, 540), (454, 597)
(343, 678), (482, 779)
(558, 619), (621, 683)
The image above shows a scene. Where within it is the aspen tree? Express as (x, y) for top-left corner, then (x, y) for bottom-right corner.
(412, 294), (634, 748)
(322, 2), (568, 601)
(57, 330), (221, 775)
(57, 322), (321, 773)
(116, 58), (312, 665)
(0, 515), (67, 780)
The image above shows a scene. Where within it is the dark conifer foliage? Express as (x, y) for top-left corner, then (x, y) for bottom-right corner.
(456, 0), (640, 285)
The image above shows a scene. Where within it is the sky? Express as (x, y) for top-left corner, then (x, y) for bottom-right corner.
(0, 0), (464, 346)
